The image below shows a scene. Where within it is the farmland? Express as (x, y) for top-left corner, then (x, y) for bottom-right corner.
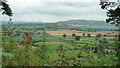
(1, 20), (119, 66)
(47, 30), (117, 36)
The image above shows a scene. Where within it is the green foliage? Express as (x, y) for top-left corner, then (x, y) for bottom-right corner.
(42, 28), (47, 43)
(2, 52), (14, 60)
(72, 33), (76, 38)
(100, 1), (120, 26)
(0, 0), (13, 16)
(63, 34), (67, 38)
(7, 22), (117, 33)
(75, 36), (81, 41)
(99, 38), (108, 44)
(87, 34), (91, 37)
(83, 33), (85, 37)
(96, 34), (102, 38)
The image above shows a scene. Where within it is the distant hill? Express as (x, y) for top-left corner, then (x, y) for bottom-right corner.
(1, 19), (115, 27)
(56, 19), (114, 27)
(0, 21), (44, 25)
(1, 21), (28, 25)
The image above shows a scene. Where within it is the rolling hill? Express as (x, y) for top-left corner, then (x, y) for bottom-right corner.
(1, 19), (115, 27)
(56, 19), (114, 27)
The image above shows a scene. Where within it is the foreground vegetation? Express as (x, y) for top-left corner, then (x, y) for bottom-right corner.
(1, 23), (119, 66)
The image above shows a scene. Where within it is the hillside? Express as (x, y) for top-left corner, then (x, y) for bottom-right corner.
(56, 19), (114, 27)
(1, 19), (114, 27)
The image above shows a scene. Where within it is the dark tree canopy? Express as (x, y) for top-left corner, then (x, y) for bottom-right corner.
(75, 36), (81, 41)
(96, 34), (102, 38)
(0, 0), (13, 16)
(72, 33), (76, 37)
(87, 34), (91, 37)
(63, 34), (67, 38)
(83, 33), (85, 37)
(99, 0), (120, 27)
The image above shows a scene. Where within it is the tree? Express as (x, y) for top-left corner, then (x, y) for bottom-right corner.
(99, 38), (107, 44)
(0, 0), (13, 16)
(72, 33), (76, 38)
(75, 36), (81, 41)
(87, 34), (91, 37)
(0, 0), (13, 27)
(99, 1), (120, 40)
(83, 33), (85, 37)
(42, 27), (47, 44)
(99, 0), (120, 66)
(96, 34), (102, 38)
(103, 35), (106, 37)
(99, 0), (120, 41)
(63, 34), (67, 38)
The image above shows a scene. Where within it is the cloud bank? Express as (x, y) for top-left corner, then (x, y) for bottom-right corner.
(1, 0), (106, 22)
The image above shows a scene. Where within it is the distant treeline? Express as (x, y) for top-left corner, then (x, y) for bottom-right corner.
(2, 23), (118, 32)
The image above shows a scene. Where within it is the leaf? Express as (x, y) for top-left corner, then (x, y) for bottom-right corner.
(3, 52), (14, 59)
(70, 57), (76, 60)
(81, 52), (88, 57)
(89, 51), (94, 55)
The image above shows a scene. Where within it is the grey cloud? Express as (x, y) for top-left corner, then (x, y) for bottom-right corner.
(44, 2), (96, 8)
(12, 2), (101, 16)
(32, 2), (104, 17)
(7, 0), (105, 22)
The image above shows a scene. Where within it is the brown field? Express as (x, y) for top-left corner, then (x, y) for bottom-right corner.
(67, 24), (116, 29)
(47, 30), (118, 36)
(103, 37), (115, 40)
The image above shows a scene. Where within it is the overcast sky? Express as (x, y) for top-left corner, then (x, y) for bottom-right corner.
(1, 0), (107, 22)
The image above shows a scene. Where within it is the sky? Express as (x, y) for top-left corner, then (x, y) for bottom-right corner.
(1, 0), (107, 22)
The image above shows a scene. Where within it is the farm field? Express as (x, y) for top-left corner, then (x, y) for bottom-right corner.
(46, 30), (117, 36)
(2, 21), (119, 66)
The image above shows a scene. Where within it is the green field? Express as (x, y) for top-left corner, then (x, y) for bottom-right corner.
(1, 23), (119, 66)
